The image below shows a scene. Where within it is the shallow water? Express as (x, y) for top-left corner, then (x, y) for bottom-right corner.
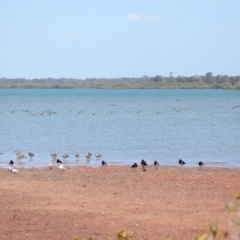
(0, 89), (239, 168)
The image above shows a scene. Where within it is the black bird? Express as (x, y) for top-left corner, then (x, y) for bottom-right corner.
(141, 159), (147, 171)
(9, 160), (14, 167)
(56, 159), (62, 165)
(178, 159), (185, 167)
(154, 160), (159, 169)
(102, 160), (107, 166)
(198, 161), (204, 168)
(131, 163), (138, 171)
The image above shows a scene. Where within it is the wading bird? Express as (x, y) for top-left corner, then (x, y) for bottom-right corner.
(28, 152), (34, 158)
(154, 160), (159, 169)
(141, 159), (147, 171)
(95, 153), (101, 159)
(15, 151), (27, 159)
(51, 152), (57, 160)
(56, 159), (62, 165)
(198, 161), (204, 169)
(179, 159), (186, 167)
(62, 153), (69, 161)
(102, 160), (107, 166)
(9, 160), (14, 167)
(85, 151), (92, 159)
(131, 163), (138, 171)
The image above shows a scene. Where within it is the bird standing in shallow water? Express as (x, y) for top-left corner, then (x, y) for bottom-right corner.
(179, 159), (186, 167)
(95, 153), (101, 159)
(51, 152), (57, 160)
(85, 151), (92, 159)
(62, 153), (69, 161)
(28, 152), (34, 158)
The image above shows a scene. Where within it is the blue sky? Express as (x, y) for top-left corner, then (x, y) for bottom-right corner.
(0, 0), (239, 79)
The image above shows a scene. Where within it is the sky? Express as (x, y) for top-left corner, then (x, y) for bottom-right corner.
(0, 0), (239, 79)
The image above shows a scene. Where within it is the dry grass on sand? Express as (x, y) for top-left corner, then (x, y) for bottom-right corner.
(0, 165), (239, 240)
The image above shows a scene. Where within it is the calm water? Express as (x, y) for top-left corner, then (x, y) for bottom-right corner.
(0, 89), (239, 168)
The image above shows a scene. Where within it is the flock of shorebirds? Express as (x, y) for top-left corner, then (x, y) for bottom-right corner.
(131, 159), (204, 171)
(1, 150), (103, 172)
(1, 150), (205, 173)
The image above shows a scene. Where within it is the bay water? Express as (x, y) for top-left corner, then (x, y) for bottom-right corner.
(0, 89), (239, 168)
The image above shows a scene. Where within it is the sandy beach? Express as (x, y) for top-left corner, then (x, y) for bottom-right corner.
(0, 165), (239, 240)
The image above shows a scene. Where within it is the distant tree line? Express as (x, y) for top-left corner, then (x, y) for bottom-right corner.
(0, 72), (240, 89)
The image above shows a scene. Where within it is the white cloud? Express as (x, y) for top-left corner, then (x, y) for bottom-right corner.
(57, 33), (80, 40)
(128, 13), (170, 22)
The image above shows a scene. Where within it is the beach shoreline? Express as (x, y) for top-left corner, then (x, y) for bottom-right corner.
(0, 165), (239, 239)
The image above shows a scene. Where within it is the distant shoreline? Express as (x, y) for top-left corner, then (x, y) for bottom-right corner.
(0, 82), (239, 90)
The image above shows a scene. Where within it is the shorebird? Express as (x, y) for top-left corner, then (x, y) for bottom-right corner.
(49, 162), (53, 169)
(95, 153), (101, 159)
(102, 160), (107, 166)
(198, 161), (204, 169)
(141, 159), (147, 171)
(56, 159), (62, 166)
(59, 164), (66, 170)
(28, 152), (34, 158)
(15, 151), (27, 159)
(154, 160), (159, 169)
(9, 160), (14, 167)
(61, 153), (69, 161)
(8, 166), (18, 173)
(85, 151), (92, 159)
(0, 151), (3, 156)
(131, 163), (138, 171)
(75, 152), (79, 159)
(51, 152), (57, 160)
(179, 159), (186, 167)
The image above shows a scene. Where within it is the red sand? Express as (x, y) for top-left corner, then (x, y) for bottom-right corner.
(0, 165), (239, 240)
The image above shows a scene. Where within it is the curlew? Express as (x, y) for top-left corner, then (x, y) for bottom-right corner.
(51, 152), (57, 160)
(28, 152), (34, 158)
(15, 151), (27, 159)
(95, 153), (101, 159)
(61, 153), (69, 161)
(85, 151), (92, 159)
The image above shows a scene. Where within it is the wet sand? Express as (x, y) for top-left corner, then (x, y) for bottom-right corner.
(0, 165), (239, 240)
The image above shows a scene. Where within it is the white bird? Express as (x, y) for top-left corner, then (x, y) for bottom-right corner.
(49, 162), (53, 169)
(95, 153), (101, 158)
(28, 152), (34, 158)
(8, 166), (18, 173)
(59, 164), (66, 170)
(85, 151), (92, 159)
